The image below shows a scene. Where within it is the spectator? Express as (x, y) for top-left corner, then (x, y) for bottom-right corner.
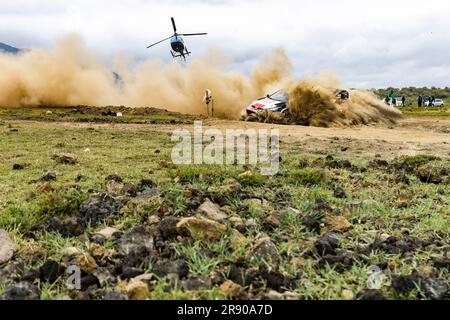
(418, 95), (423, 107)
(385, 96), (390, 105)
(428, 96), (433, 107)
(402, 96), (406, 107)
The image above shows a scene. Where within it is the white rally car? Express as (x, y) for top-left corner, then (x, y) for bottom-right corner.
(245, 90), (290, 116)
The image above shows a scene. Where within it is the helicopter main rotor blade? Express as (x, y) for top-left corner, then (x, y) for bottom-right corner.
(179, 33), (208, 36)
(146, 36), (173, 49)
(171, 17), (177, 33)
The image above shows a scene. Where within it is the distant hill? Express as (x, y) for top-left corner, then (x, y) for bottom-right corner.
(0, 42), (20, 54)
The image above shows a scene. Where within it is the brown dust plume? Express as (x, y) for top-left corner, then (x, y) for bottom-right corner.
(0, 35), (401, 126)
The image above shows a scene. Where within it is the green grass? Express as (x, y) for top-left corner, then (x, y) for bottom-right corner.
(399, 106), (450, 117)
(0, 109), (448, 300)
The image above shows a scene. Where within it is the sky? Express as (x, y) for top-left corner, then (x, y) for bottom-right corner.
(0, 0), (449, 88)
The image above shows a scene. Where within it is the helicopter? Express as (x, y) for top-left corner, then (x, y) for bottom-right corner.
(147, 17), (207, 61)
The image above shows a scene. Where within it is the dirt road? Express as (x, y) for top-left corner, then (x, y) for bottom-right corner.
(7, 116), (450, 159)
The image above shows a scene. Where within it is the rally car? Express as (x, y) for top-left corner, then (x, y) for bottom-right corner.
(245, 90), (290, 116)
(245, 89), (350, 117)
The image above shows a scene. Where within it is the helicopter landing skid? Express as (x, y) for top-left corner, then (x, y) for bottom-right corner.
(171, 50), (191, 60)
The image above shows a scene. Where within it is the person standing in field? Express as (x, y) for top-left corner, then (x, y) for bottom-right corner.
(418, 95), (423, 107)
(402, 96), (406, 107)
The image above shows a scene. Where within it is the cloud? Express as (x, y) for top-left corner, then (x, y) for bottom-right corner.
(1, 0), (449, 87)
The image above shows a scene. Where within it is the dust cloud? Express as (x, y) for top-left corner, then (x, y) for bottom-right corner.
(286, 73), (402, 127)
(0, 35), (401, 126)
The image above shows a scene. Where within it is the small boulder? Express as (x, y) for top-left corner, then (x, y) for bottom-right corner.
(0, 282), (40, 300)
(248, 237), (281, 266)
(119, 280), (149, 300)
(176, 217), (227, 243)
(39, 260), (65, 283)
(12, 163), (25, 170)
(105, 174), (123, 183)
(321, 215), (352, 233)
(0, 229), (17, 264)
(333, 187), (347, 199)
(159, 217), (181, 239)
(219, 280), (244, 299)
(40, 172), (57, 182)
(76, 253), (98, 274)
(94, 227), (120, 241)
(53, 153), (77, 165)
(117, 226), (154, 265)
(198, 199), (227, 222)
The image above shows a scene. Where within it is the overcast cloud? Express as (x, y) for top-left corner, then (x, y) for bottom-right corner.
(1, 0), (449, 88)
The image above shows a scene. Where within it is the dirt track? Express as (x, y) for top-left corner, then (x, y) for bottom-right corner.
(8, 116), (450, 159)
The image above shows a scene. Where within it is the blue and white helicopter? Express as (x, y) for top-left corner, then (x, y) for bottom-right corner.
(147, 17), (207, 61)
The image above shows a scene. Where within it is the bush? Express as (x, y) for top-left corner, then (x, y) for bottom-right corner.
(35, 189), (88, 220)
(237, 171), (267, 187)
(289, 168), (326, 185)
(398, 155), (440, 167)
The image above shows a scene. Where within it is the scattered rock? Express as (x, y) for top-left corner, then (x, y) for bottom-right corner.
(0, 262), (24, 283)
(93, 268), (115, 288)
(245, 219), (259, 229)
(39, 260), (65, 283)
(36, 181), (53, 193)
(159, 217), (181, 239)
(80, 274), (100, 291)
(53, 153), (77, 165)
(122, 183), (138, 197)
(152, 259), (189, 278)
(103, 290), (128, 300)
(176, 217), (227, 243)
(300, 215), (321, 233)
(12, 163), (25, 170)
(47, 217), (84, 237)
(40, 172), (57, 182)
(321, 215), (352, 233)
(0, 282), (40, 300)
(121, 280), (149, 300)
(355, 289), (387, 300)
(0, 229), (17, 264)
(341, 289), (354, 300)
(314, 233), (340, 256)
(105, 174), (123, 183)
(62, 247), (81, 258)
(117, 226), (154, 265)
(139, 179), (155, 189)
(249, 237), (281, 266)
(147, 215), (161, 225)
(333, 187), (347, 199)
(220, 280), (244, 299)
(314, 197), (332, 212)
(259, 267), (296, 291)
(198, 198), (227, 222)
(416, 165), (445, 184)
(121, 266), (144, 280)
(76, 253), (98, 274)
(94, 227), (120, 242)
(78, 194), (127, 226)
(420, 277), (448, 300)
(264, 213), (282, 228)
(416, 265), (437, 278)
(229, 216), (246, 233)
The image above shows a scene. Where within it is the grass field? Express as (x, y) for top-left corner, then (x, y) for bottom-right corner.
(0, 108), (448, 300)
